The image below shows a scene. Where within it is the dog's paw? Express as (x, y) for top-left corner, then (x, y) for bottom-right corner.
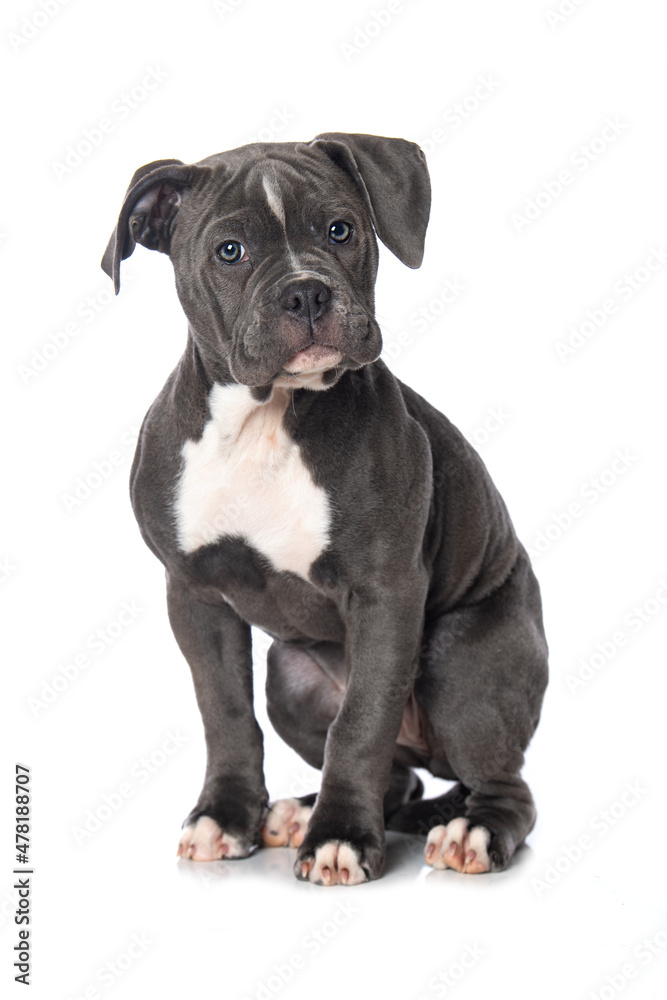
(261, 798), (313, 848)
(295, 841), (370, 886)
(177, 816), (250, 861)
(424, 818), (491, 874)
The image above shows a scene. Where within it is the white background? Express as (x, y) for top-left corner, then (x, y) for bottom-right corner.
(3, 1), (666, 998)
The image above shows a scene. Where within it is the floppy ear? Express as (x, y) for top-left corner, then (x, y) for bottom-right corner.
(310, 132), (431, 268)
(101, 158), (207, 293)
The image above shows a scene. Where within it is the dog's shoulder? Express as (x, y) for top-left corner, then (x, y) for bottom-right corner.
(130, 354), (213, 560)
(396, 378), (502, 492)
(395, 380), (520, 604)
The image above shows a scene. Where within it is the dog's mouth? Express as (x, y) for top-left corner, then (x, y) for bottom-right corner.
(281, 345), (343, 375)
(231, 313), (382, 390)
(270, 345), (344, 390)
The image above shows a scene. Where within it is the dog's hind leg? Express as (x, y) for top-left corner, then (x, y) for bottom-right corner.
(414, 550), (548, 873)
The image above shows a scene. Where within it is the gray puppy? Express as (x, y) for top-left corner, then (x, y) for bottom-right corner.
(102, 133), (548, 885)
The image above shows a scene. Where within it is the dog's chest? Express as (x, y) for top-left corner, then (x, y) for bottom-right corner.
(174, 383), (330, 580)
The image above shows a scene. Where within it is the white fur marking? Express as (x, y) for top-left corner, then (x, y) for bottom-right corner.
(425, 819), (491, 873)
(174, 383), (330, 579)
(466, 825), (491, 868)
(308, 841), (368, 885)
(178, 816), (247, 861)
(262, 173), (286, 226)
(273, 371), (330, 391)
(260, 173), (302, 266)
(261, 798), (313, 848)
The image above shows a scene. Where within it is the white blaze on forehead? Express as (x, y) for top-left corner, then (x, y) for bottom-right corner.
(262, 172), (286, 226)
(261, 167), (302, 267)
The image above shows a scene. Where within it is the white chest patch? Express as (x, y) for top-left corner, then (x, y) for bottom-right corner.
(174, 383), (330, 580)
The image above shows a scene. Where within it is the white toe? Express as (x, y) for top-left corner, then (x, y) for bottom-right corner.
(425, 818), (491, 873)
(306, 841), (368, 886)
(261, 798), (313, 848)
(177, 816), (248, 861)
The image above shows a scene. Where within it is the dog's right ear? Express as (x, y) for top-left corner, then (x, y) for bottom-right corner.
(101, 159), (207, 293)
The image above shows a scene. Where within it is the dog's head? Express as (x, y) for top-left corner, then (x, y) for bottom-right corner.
(102, 133), (430, 390)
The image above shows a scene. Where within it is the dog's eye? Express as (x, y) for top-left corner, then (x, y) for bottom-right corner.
(216, 240), (248, 264)
(329, 221), (353, 244)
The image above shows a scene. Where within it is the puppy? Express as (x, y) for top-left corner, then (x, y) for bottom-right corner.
(102, 132), (548, 885)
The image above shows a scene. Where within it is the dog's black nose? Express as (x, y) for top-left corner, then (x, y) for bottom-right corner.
(280, 279), (331, 322)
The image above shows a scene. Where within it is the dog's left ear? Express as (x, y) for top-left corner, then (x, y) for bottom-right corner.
(101, 158), (210, 293)
(310, 132), (431, 268)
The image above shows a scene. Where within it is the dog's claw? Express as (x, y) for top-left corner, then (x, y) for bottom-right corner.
(425, 819), (491, 874)
(296, 841), (370, 886)
(177, 816), (249, 862)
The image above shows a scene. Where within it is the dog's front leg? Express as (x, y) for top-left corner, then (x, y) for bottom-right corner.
(167, 574), (268, 860)
(295, 584), (426, 885)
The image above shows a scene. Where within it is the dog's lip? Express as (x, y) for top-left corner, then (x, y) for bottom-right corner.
(281, 345), (343, 374)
